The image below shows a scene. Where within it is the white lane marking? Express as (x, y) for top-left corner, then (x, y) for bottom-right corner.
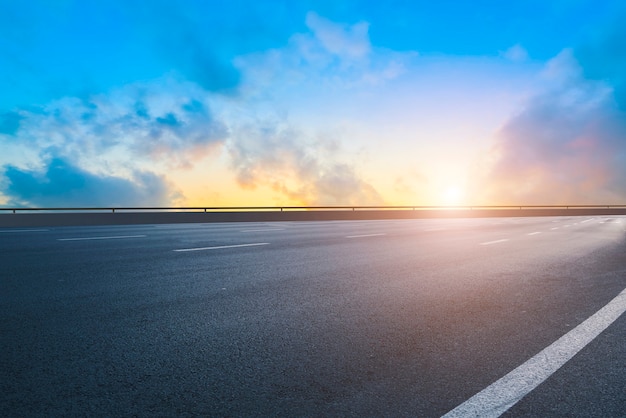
(0, 229), (49, 233)
(527, 232), (541, 236)
(443, 287), (626, 418)
(173, 242), (269, 252)
(550, 227), (559, 230)
(564, 224), (572, 228)
(240, 228), (286, 232)
(346, 233), (386, 238)
(480, 239), (509, 246)
(581, 218), (594, 223)
(58, 235), (146, 241)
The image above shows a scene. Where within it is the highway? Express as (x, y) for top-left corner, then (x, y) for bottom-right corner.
(1, 216), (625, 417)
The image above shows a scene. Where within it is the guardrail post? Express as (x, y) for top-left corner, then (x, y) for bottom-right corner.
(13, 209), (16, 214)
(280, 207), (283, 212)
(112, 208), (115, 213)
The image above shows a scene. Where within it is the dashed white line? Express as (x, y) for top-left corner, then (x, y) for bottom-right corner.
(527, 232), (541, 236)
(173, 242), (269, 252)
(240, 228), (286, 232)
(581, 218), (594, 223)
(58, 235), (146, 241)
(550, 227), (559, 230)
(346, 233), (387, 238)
(443, 287), (626, 418)
(480, 239), (509, 246)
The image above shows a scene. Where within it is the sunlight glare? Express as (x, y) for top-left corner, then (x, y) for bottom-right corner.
(442, 186), (465, 206)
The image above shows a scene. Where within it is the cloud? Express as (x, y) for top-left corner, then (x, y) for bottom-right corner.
(126, 0), (306, 95)
(1, 0), (309, 111)
(219, 12), (415, 205)
(227, 120), (383, 205)
(161, 28), (241, 94)
(305, 12), (371, 60)
(0, 77), (230, 205)
(1, 11), (416, 207)
(1, 77), (228, 171)
(1, 158), (179, 207)
(236, 11), (411, 92)
(483, 49), (626, 204)
(501, 44), (529, 63)
(311, 163), (383, 205)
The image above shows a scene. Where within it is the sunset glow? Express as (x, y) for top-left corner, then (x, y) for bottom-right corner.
(1, 1), (626, 207)
(442, 186), (465, 207)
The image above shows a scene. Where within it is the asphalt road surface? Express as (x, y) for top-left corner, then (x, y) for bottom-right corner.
(1, 216), (625, 417)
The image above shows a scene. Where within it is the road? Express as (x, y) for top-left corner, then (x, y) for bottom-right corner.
(1, 216), (625, 417)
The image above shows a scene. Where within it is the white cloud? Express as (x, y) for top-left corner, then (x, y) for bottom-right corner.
(502, 44), (529, 62)
(236, 11), (415, 94)
(305, 12), (371, 60)
(0, 76), (228, 174)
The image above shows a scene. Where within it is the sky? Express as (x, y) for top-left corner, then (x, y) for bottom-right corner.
(2, 0), (626, 207)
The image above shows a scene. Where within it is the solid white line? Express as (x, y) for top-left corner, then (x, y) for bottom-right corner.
(527, 232), (541, 236)
(0, 229), (49, 233)
(480, 239), (509, 246)
(173, 242), (269, 252)
(346, 233), (386, 238)
(58, 235), (146, 241)
(443, 287), (626, 418)
(240, 228), (286, 232)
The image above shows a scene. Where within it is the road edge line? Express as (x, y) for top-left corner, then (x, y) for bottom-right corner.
(442, 287), (626, 418)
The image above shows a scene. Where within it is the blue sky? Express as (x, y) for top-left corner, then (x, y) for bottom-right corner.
(2, 0), (626, 206)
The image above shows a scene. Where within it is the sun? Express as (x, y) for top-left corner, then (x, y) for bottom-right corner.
(442, 186), (465, 206)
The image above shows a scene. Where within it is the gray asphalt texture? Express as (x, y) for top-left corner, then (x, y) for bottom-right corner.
(1, 216), (625, 417)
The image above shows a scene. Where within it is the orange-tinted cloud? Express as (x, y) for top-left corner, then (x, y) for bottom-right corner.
(483, 50), (626, 204)
(227, 121), (383, 205)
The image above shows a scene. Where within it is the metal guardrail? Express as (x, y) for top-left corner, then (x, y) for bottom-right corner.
(2, 205), (626, 214)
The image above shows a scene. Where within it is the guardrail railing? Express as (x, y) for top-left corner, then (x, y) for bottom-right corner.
(2, 205), (626, 214)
